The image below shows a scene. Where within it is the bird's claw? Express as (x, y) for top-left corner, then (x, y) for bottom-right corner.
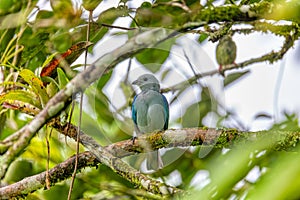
(219, 65), (225, 76)
(131, 136), (137, 145)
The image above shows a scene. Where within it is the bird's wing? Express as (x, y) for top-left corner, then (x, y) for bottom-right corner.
(162, 94), (169, 130)
(131, 95), (138, 125)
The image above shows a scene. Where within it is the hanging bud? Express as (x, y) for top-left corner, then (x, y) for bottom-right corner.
(82, 0), (102, 11)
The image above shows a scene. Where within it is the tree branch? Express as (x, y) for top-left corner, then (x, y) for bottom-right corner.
(56, 122), (300, 156)
(222, 33), (297, 73)
(49, 117), (183, 196)
(2, 125), (300, 198)
(0, 152), (98, 199)
(190, 1), (300, 25)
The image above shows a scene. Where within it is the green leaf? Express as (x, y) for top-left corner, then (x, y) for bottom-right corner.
(134, 1), (191, 28)
(0, 81), (30, 90)
(246, 146), (300, 200)
(82, 0), (102, 11)
(198, 33), (209, 43)
(92, 7), (129, 43)
(72, 106), (106, 142)
(182, 102), (201, 127)
(0, 111), (7, 135)
(41, 52), (58, 69)
(85, 73), (113, 126)
(70, 22), (99, 46)
(0, 28), (15, 54)
(57, 68), (69, 89)
(2, 100), (40, 116)
(19, 27), (49, 70)
(161, 68), (172, 81)
(0, 90), (40, 108)
(134, 3), (151, 26)
(98, 7), (129, 23)
(0, 0), (23, 16)
(194, 134), (278, 199)
(50, 31), (72, 52)
(224, 70), (250, 87)
(50, 0), (73, 15)
(42, 184), (69, 200)
(35, 10), (54, 19)
(271, 113), (300, 131)
(19, 69), (49, 107)
(182, 87), (214, 127)
(0, 9), (29, 29)
(94, 75), (114, 123)
(46, 81), (59, 99)
(135, 37), (176, 73)
(34, 10), (56, 30)
(4, 159), (34, 183)
(120, 82), (132, 105)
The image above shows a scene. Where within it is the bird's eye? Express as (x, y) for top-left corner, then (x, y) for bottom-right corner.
(143, 77), (148, 81)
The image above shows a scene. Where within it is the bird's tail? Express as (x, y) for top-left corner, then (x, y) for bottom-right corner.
(146, 150), (163, 171)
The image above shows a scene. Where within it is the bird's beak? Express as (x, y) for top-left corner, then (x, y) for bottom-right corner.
(132, 80), (139, 85)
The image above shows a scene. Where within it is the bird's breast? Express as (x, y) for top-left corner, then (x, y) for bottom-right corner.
(134, 90), (166, 133)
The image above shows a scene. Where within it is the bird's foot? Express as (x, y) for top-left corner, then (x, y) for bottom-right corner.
(131, 136), (137, 145)
(218, 65), (225, 76)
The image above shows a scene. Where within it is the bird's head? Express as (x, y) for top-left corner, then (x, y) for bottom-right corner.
(132, 74), (160, 92)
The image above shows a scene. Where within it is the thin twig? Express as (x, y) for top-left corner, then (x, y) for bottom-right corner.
(101, 23), (136, 30)
(222, 34), (295, 73)
(67, 8), (93, 200)
(45, 128), (52, 190)
(161, 69), (218, 93)
(124, 58), (132, 84)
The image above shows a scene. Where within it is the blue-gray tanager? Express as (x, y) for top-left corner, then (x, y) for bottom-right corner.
(131, 74), (169, 170)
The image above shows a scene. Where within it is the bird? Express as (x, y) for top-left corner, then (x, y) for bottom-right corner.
(216, 35), (237, 73)
(131, 74), (169, 171)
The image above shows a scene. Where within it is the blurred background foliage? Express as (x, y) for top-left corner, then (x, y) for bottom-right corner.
(0, 0), (300, 199)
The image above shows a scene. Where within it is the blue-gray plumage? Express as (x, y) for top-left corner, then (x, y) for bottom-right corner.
(132, 74), (169, 170)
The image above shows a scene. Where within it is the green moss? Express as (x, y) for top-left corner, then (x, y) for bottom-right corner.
(190, 139), (203, 146)
(147, 131), (165, 149)
(194, 5), (254, 24)
(275, 131), (300, 150)
(215, 128), (241, 148)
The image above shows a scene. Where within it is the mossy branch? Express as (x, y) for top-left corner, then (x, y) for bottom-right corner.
(189, 1), (300, 25)
(222, 32), (297, 73)
(1, 125), (300, 198)
(49, 117), (183, 196)
(0, 152), (98, 199)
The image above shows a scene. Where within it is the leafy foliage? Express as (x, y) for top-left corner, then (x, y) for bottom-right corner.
(0, 0), (299, 199)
